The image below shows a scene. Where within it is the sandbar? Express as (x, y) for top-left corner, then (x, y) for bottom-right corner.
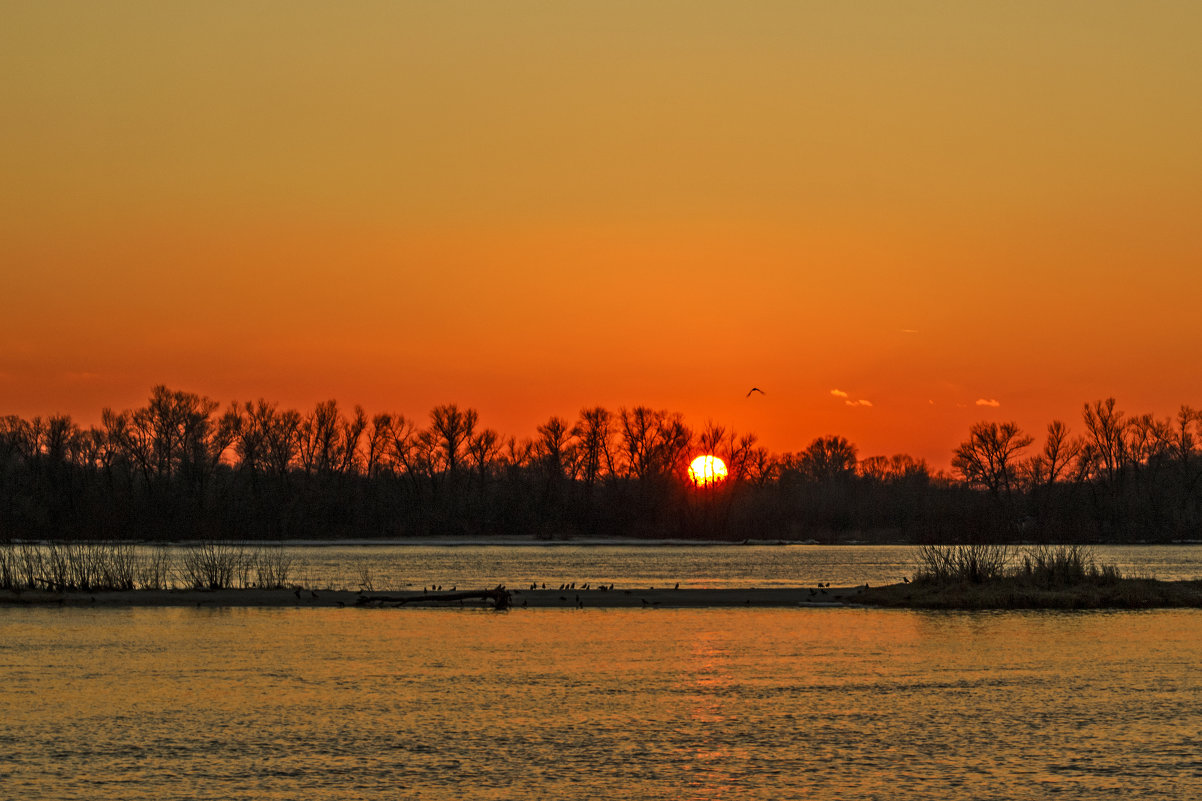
(0, 586), (868, 609)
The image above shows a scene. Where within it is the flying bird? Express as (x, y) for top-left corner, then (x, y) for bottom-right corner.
(746, 387), (765, 397)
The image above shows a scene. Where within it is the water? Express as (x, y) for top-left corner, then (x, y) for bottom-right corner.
(10, 541), (1202, 591)
(236, 542), (1202, 590)
(3, 606), (1201, 799)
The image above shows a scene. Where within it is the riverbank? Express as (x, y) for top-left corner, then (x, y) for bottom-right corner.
(858, 578), (1202, 609)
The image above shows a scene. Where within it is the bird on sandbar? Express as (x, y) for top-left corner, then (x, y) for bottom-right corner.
(746, 387), (766, 397)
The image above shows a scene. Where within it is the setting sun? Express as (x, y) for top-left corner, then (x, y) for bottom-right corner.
(688, 455), (728, 487)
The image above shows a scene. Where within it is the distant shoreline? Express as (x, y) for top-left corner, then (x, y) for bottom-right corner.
(3, 536), (826, 548)
(7, 537), (1202, 548)
(858, 578), (1202, 610)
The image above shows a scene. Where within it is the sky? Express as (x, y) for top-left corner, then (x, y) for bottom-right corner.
(3, 1), (1201, 467)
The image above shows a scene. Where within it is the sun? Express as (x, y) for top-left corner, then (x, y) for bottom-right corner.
(688, 454), (728, 487)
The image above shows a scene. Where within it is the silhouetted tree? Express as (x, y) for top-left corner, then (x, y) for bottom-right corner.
(572, 407), (615, 491)
(11, 384), (1201, 544)
(953, 422), (1032, 497)
(795, 436), (858, 483)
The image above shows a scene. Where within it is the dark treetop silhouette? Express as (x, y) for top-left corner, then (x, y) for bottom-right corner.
(2, 386), (1200, 543)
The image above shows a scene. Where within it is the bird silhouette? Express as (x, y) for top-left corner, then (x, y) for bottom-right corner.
(746, 387), (765, 397)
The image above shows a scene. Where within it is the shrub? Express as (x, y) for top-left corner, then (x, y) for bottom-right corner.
(915, 543), (1123, 587)
(916, 543), (1012, 583)
(179, 541), (249, 590)
(251, 545), (293, 589)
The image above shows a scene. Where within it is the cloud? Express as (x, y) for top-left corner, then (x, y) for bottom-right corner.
(975, 398), (1001, 407)
(830, 389), (848, 398)
(900, 328), (919, 334)
(845, 399), (873, 408)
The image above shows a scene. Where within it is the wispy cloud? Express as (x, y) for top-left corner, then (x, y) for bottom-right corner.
(833, 388), (872, 407)
(900, 328), (918, 334)
(975, 398), (1001, 408)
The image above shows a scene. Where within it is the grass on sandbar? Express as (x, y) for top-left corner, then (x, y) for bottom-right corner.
(0, 541), (295, 592)
(860, 543), (1202, 609)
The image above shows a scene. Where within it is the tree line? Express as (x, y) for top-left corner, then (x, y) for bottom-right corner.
(1, 386), (1199, 542)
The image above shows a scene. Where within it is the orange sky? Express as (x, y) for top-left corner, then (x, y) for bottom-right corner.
(3, 1), (1201, 467)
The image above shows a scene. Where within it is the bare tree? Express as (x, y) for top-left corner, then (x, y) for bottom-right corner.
(1081, 398), (1128, 483)
(263, 408), (302, 478)
(502, 436), (534, 472)
(467, 428), (503, 492)
(383, 414), (419, 472)
(617, 407), (692, 480)
(744, 446), (777, 487)
(364, 413), (395, 478)
(571, 407), (615, 490)
(697, 422), (726, 457)
(235, 401), (271, 477)
(298, 400), (341, 476)
(796, 436), (858, 483)
(722, 432), (758, 485)
(952, 421), (1033, 505)
(1126, 413), (1172, 468)
(1025, 420), (1082, 489)
(1171, 405), (1198, 466)
(428, 404), (478, 478)
(535, 416), (574, 480)
(335, 405), (368, 476)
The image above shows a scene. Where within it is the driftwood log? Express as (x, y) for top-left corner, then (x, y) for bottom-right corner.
(356, 588), (511, 610)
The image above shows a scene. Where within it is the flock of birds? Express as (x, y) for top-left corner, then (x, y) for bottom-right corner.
(275, 569), (882, 611)
(399, 579), (868, 607)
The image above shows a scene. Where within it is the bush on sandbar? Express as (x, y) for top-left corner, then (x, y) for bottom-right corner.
(915, 543), (1121, 587)
(0, 541), (294, 592)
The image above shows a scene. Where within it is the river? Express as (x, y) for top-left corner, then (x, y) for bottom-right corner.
(230, 541), (1202, 590)
(2, 544), (1200, 799)
(3, 606), (1201, 799)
